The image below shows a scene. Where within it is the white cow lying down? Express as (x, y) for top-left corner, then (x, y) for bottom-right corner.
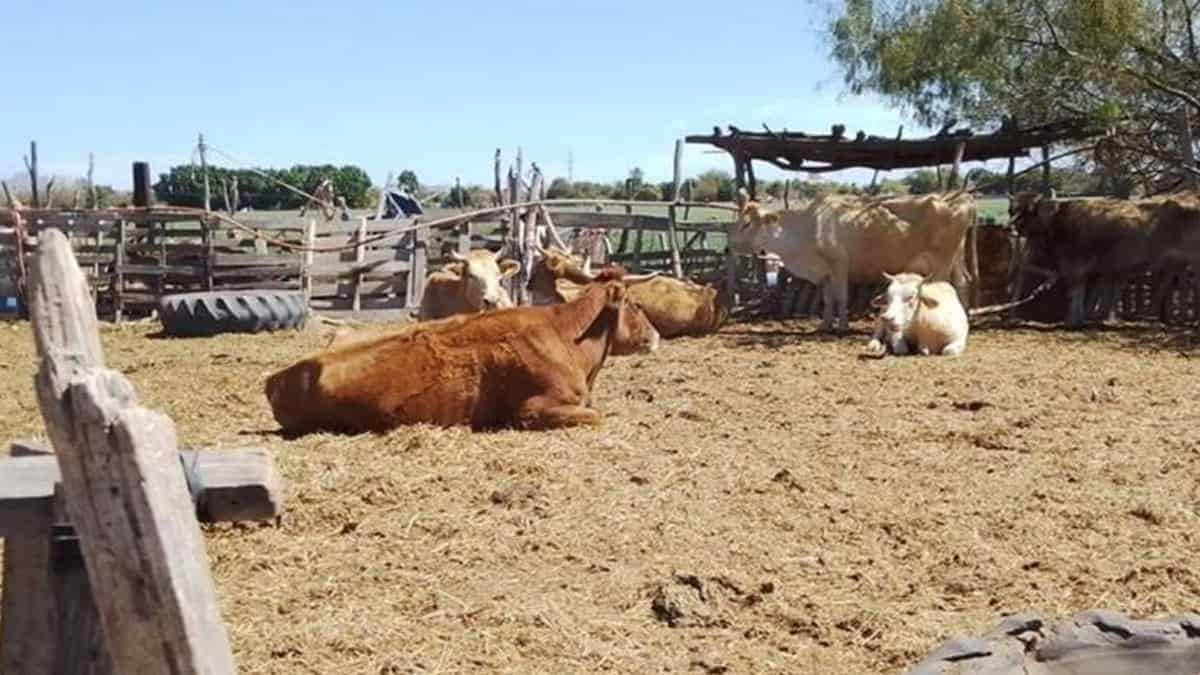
(865, 272), (969, 358)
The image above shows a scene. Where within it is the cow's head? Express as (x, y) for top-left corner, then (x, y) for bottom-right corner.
(1008, 190), (1059, 237)
(444, 249), (520, 311)
(591, 267), (661, 355)
(527, 246), (594, 305)
(529, 245), (660, 305)
(729, 187), (782, 256)
(871, 271), (936, 333)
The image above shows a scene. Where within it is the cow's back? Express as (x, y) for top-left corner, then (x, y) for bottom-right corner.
(627, 278), (724, 337)
(811, 194), (971, 282)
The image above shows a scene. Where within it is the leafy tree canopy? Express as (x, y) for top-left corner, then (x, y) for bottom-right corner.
(826, 0), (1199, 192)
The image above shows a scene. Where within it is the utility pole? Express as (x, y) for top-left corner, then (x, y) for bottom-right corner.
(567, 150), (574, 183)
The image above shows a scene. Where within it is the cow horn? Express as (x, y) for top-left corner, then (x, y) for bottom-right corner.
(624, 271), (660, 284)
(581, 255), (595, 279)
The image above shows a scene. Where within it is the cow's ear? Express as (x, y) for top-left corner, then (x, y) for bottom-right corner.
(870, 294), (888, 309)
(499, 260), (521, 278)
(605, 282), (627, 309)
(919, 293), (940, 309)
(443, 262), (465, 277)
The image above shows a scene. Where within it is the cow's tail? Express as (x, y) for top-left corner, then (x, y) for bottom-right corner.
(968, 274), (1059, 317)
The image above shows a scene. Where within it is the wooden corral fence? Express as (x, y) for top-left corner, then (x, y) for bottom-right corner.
(0, 230), (284, 674)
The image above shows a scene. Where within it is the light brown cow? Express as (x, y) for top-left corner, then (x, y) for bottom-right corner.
(527, 246), (729, 338)
(265, 267), (661, 434)
(417, 248), (521, 320)
(730, 189), (974, 333)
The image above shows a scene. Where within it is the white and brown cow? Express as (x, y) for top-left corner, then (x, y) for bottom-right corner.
(864, 272), (969, 358)
(417, 249), (521, 320)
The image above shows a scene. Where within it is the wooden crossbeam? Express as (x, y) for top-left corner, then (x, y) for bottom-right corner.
(0, 441), (283, 538)
(685, 120), (1102, 173)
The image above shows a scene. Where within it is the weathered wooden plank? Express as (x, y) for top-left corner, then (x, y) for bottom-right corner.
(550, 212), (671, 231)
(211, 265), (302, 279)
(307, 260), (412, 277)
(29, 228), (237, 674)
(0, 443), (284, 534)
(116, 263), (206, 276)
(211, 252), (299, 266)
(0, 442), (58, 675)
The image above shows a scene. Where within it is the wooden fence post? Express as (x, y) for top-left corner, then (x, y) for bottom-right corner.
(114, 219), (127, 324)
(198, 134), (211, 214)
(28, 229), (236, 675)
(352, 217), (367, 312)
(666, 139), (685, 278)
(410, 220), (427, 308)
(520, 167), (543, 304)
(302, 217), (316, 304)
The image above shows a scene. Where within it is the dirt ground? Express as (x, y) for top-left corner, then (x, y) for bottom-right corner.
(2, 316), (1199, 674)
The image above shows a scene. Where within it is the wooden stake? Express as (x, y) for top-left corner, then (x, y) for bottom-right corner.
(86, 153), (96, 208)
(198, 134), (211, 213)
(352, 217), (367, 312)
(666, 139), (685, 278)
(948, 140), (966, 190)
(25, 141), (40, 208)
(1040, 145), (1052, 195)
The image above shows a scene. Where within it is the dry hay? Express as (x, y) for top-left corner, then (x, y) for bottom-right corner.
(1, 316), (1199, 674)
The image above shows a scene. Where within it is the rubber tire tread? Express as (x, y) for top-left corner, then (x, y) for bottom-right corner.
(158, 290), (306, 337)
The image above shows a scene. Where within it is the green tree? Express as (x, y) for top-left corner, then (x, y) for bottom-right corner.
(902, 169), (941, 194)
(546, 177), (574, 199)
(691, 170), (735, 202)
(397, 170), (420, 193)
(633, 183), (661, 201)
(826, 0), (1199, 193)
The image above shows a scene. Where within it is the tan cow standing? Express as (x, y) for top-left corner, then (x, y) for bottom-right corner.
(418, 249), (521, 320)
(527, 246), (729, 338)
(265, 267), (661, 434)
(730, 189), (974, 333)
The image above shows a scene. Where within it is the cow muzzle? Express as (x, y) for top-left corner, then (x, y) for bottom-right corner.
(642, 328), (661, 354)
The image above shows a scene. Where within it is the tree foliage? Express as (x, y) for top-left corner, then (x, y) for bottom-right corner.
(826, 0), (1200, 193)
(397, 170), (420, 193)
(153, 164), (373, 209)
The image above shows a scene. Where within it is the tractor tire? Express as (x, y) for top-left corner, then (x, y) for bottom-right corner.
(157, 290), (307, 338)
(905, 609), (1200, 675)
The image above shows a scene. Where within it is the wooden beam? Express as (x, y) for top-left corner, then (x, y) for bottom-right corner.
(28, 229), (236, 674)
(5, 442), (283, 529)
(684, 119), (1100, 172)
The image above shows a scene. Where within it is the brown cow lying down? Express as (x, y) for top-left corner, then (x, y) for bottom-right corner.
(527, 246), (729, 337)
(265, 268), (660, 434)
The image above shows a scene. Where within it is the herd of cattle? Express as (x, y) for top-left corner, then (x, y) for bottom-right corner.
(265, 187), (1200, 434)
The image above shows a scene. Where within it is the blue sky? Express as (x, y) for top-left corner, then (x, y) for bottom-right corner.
(2, 0), (956, 191)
